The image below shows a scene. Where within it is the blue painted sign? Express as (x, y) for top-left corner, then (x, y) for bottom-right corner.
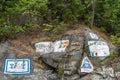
(4, 59), (31, 74)
(81, 59), (92, 68)
(81, 57), (93, 73)
(89, 32), (99, 39)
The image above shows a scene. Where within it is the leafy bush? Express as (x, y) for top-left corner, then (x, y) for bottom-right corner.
(111, 35), (120, 47)
(0, 25), (25, 36)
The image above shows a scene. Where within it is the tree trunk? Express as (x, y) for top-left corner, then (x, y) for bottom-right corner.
(90, 0), (96, 29)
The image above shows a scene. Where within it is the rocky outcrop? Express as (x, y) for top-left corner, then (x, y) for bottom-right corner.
(0, 27), (119, 80)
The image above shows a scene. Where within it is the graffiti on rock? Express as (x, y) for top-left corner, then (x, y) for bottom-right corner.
(54, 40), (69, 52)
(35, 40), (69, 55)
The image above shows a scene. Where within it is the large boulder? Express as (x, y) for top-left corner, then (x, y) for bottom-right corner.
(42, 34), (84, 76)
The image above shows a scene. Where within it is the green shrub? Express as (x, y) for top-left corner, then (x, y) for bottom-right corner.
(111, 35), (120, 47)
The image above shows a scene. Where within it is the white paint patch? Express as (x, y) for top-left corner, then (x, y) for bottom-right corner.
(35, 42), (53, 54)
(35, 40), (69, 54)
(89, 32), (99, 39)
(4, 59), (31, 74)
(88, 41), (110, 57)
(81, 57), (94, 73)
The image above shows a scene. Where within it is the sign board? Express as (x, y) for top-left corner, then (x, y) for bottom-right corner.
(89, 32), (99, 39)
(88, 41), (110, 57)
(4, 59), (31, 74)
(35, 40), (69, 54)
(81, 57), (93, 73)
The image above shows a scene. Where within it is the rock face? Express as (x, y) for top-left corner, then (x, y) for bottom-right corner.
(23, 68), (59, 80)
(0, 28), (119, 80)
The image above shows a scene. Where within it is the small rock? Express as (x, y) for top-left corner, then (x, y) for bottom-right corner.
(78, 74), (103, 80)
